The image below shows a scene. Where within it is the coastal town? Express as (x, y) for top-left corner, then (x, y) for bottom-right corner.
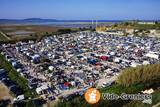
(0, 30), (160, 105)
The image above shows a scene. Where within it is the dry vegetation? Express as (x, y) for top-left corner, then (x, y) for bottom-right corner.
(0, 25), (61, 42)
(0, 25), (59, 34)
(0, 83), (13, 101)
(116, 64), (160, 86)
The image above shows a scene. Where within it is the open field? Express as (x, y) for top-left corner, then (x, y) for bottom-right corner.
(0, 24), (80, 44)
(0, 31), (10, 41)
(0, 25), (60, 38)
(0, 25), (60, 33)
(112, 22), (160, 30)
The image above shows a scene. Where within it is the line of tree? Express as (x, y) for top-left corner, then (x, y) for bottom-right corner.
(0, 54), (36, 97)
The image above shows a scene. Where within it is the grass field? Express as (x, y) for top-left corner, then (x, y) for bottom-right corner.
(113, 22), (160, 30)
(0, 24), (64, 43)
(0, 25), (60, 39)
(0, 24), (80, 43)
(0, 25), (60, 33)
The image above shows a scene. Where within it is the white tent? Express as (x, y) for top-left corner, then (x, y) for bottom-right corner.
(36, 85), (48, 94)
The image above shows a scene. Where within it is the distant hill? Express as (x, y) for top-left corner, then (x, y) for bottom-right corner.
(0, 18), (58, 24)
(0, 18), (123, 24)
(0, 18), (158, 24)
(23, 18), (58, 22)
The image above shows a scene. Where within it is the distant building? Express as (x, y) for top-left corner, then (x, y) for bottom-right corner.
(125, 29), (134, 34)
(97, 30), (124, 35)
(138, 21), (155, 25)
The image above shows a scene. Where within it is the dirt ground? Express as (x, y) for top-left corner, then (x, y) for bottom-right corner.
(0, 25), (59, 34)
(0, 82), (13, 107)
(0, 25), (60, 41)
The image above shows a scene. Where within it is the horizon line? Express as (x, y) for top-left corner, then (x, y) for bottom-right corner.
(0, 18), (159, 21)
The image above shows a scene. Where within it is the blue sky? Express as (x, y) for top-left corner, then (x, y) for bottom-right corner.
(0, 0), (160, 20)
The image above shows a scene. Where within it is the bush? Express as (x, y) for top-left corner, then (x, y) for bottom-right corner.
(116, 64), (160, 86)
(57, 29), (72, 34)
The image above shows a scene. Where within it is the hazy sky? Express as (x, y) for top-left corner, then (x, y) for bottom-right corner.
(0, 0), (160, 20)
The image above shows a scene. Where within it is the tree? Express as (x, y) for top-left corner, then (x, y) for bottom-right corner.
(124, 22), (130, 26)
(58, 29), (72, 34)
(155, 21), (159, 25)
(25, 100), (41, 107)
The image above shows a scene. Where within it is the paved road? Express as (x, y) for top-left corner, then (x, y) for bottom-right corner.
(152, 102), (160, 107)
(0, 31), (11, 40)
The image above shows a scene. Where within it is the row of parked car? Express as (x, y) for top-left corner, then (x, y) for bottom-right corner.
(0, 69), (24, 96)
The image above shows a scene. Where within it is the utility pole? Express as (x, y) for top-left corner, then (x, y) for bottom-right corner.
(96, 20), (98, 30)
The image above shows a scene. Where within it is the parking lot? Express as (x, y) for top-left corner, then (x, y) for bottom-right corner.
(1, 31), (160, 101)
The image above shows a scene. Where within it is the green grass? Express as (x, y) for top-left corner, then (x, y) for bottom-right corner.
(100, 83), (145, 95)
(123, 90), (160, 107)
(133, 24), (160, 30)
(152, 91), (160, 106)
